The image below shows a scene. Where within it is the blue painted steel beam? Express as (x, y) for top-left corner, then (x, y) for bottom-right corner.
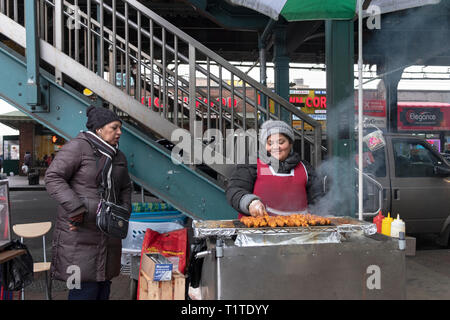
(24, 0), (41, 108)
(0, 42), (237, 220)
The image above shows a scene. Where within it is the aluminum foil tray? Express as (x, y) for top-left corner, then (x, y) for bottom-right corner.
(193, 217), (377, 238)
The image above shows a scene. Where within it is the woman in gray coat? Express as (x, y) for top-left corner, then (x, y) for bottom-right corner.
(45, 106), (132, 300)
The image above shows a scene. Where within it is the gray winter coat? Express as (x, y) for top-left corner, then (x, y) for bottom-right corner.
(45, 132), (132, 282)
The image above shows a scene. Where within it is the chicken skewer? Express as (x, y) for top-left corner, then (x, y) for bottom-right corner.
(240, 213), (331, 228)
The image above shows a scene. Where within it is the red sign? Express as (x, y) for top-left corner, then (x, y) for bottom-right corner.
(354, 100), (386, 117)
(398, 102), (450, 131)
(289, 96), (327, 108)
(140, 96), (237, 109)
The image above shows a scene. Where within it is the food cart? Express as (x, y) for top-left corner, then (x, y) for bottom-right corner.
(193, 217), (406, 300)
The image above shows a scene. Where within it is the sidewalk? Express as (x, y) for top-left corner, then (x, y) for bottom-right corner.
(4, 175), (46, 190)
(22, 273), (132, 300)
(7, 190), (148, 300)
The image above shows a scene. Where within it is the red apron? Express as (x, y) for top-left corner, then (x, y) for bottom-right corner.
(238, 158), (308, 218)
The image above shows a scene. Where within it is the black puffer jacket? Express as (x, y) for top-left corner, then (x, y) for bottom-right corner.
(226, 152), (323, 215)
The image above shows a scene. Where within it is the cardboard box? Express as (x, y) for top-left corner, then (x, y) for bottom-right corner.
(141, 253), (173, 281)
(139, 253), (186, 300)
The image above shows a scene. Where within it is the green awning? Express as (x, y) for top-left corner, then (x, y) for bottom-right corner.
(229, 0), (357, 21)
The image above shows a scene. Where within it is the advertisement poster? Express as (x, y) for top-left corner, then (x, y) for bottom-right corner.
(398, 102), (450, 131)
(354, 99), (387, 129)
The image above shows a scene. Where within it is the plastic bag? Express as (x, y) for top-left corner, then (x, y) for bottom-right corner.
(0, 240), (34, 291)
(21, 165), (29, 175)
(140, 228), (188, 274)
(137, 228), (187, 300)
(363, 130), (386, 151)
(187, 238), (207, 289)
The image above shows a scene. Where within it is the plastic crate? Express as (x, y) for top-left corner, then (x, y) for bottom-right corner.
(121, 217), (186, 273)
(131, 202), (176, 213)
(129, 211), (187, 223)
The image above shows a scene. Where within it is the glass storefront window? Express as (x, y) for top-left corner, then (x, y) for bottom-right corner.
(3, 140), (19, 160)
(0, 181), (11, 243)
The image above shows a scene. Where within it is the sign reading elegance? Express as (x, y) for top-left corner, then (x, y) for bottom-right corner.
(401, 109), (442, 126)
(398, 103), (450, 131)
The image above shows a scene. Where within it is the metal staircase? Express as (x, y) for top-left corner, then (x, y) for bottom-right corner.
(0, 0), (323, 220)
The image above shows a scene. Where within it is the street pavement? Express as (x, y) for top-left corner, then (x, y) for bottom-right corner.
(3, 178), (450, 300)
(8, 187), (136, 300)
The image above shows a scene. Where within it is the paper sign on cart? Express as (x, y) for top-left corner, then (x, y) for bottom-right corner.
(153, 263), (173, 281)
(141, 253), (173, 281)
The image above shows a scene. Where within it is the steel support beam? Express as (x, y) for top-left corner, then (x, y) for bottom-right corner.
(273, 25), (290, 124)
(258, 33), (267, 123)
(325, 20), (356, 217)
(273, 25), (290, 101)
(24, 0), (41, 109)
(378, 61), (404, 133)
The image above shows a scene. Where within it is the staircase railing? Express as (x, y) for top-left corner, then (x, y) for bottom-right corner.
(1, 0), (323, 172)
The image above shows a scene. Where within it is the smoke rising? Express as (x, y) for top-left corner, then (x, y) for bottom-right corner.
(307, 157), (356, 217)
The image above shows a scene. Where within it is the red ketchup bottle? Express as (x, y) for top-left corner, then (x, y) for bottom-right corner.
(373, 210), (384, 233)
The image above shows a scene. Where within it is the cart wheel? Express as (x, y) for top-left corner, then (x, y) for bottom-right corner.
(130, 278), (138, 300)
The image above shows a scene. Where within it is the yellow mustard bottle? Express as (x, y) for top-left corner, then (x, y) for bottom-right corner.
(381, 212), (393, 236)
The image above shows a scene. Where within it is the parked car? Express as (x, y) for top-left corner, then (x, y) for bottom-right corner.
(360, 133), (450, 246)
(440, 152), (450, 163)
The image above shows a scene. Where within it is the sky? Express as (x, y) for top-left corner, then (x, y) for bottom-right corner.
(0, 99), (19, 137)
(240, 64), (450, 91)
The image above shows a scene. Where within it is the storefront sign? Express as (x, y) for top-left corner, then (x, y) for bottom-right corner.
(140, 96), (238, 109)
(355, 100), (387, 129)
(289, 90), (310, 95)
(309, 114), (327, 121)
(289, 95), (327, 109)
(355, 100), (386, 117)
(398, 104), (450, 131)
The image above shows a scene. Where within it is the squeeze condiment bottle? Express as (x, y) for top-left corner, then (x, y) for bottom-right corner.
(398, 232), (406, 251)
(381, 212), (393, 236)
(373, 210), (384, 233)
(391, 214), (406, 238)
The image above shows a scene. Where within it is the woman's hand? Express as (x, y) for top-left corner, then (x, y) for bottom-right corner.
(69, 213), (84, 231)
(248, 199), (267, 217)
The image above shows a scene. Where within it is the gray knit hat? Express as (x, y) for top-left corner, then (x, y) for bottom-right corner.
(259, 120), (295, 144)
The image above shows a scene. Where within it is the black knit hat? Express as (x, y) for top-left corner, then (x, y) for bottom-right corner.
(86, 106), (122, 131)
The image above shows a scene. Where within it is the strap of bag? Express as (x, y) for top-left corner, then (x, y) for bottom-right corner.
(85, 138), (107, 200)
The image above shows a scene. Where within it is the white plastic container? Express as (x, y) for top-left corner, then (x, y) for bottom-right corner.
(390, 214), (406, 238)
